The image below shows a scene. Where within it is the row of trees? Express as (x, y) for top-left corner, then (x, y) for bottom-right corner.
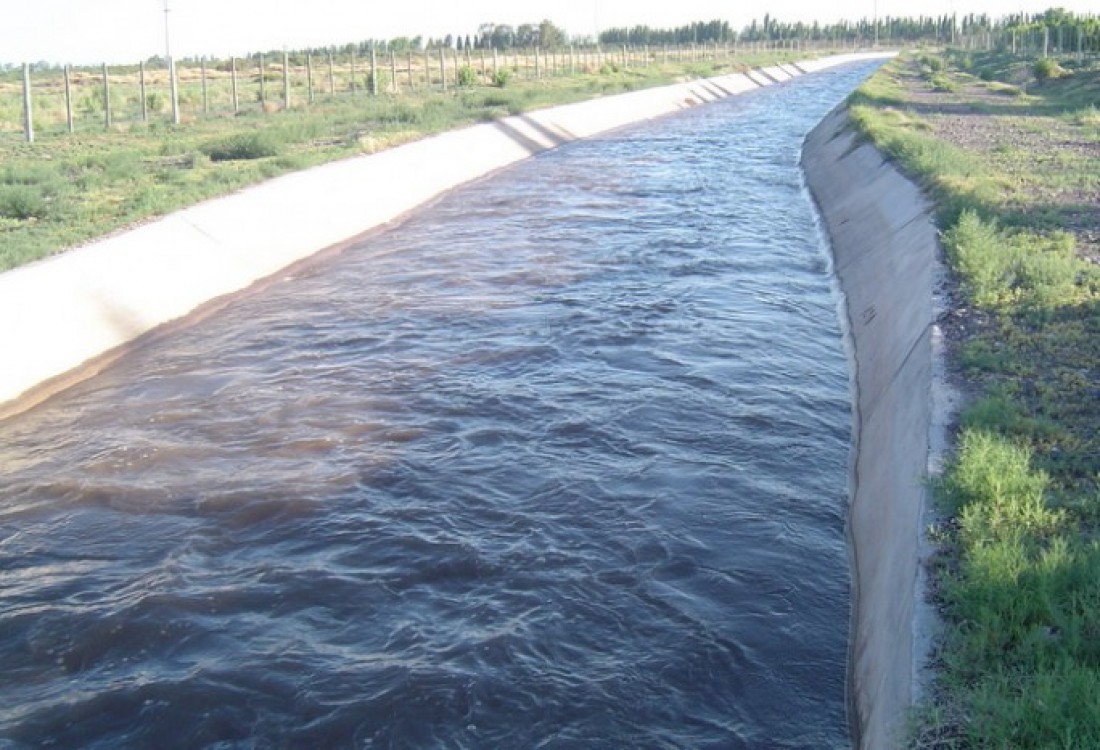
(8, 8), (1094, 71)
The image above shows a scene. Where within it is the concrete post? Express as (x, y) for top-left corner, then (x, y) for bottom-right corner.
(64, 65), (74, 133)
(307, 53), (314, 103)
(169, 56), (180, 124)
(283, 50), (291, 109)
(22, 63), (33, 143)
(231, 57), (239, 112)
(139, 61), (148, 121)
(102, 63), (111, 130)
(370, 47), (378, 96)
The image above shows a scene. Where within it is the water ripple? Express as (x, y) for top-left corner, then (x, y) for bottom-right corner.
(0, 63), (882, 748)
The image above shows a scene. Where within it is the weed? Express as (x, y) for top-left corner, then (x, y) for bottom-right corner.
(456, 66), (478, 87)
(1033, 58), (1069, 83)
(201, 131), (283, 161)
(491, 68), (511, 88)
(0, 185), (47, 220)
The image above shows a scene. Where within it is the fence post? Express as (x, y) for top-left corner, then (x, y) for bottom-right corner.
(102, 63), (111, 130)
(407, 51), (414, 89)
(231, 57), (239, 112)
(452, 47), (459, 86)
(390, 50), (397, 93)
(283, 50), (291, 109)
(1043, 26), (1049, 57)
(328, 50), (335, 96)
(169, 56), (180, 124)
(307, 52), (314, 103)
(492, 47), (498, 77)
(201, 58), (209, 114)
(22, 63), (33, 143)
(64, 65), (74, 133)
(139, 61), (148, 121)
(370, 46), (378, 95)
(259, 53), (267, 107)
(350, 50), (356, 94)
(439, 46), (446, 90)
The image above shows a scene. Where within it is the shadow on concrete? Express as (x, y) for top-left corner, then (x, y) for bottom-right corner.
(491, 115), (577, 156)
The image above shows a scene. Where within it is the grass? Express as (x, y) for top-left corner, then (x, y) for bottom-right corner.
(0, 48), (812, 271)
(850, 50), (1100, 748)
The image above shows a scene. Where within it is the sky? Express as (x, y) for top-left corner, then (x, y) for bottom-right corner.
(2, 0), (1094, 66)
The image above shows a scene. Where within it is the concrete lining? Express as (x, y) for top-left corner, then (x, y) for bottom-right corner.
(0, 52), (893, 418)
(802, 106), (938, 749)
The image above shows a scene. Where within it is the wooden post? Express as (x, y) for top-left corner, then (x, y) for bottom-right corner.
(201, 58), (209, 114)
(423, 49), (430, 86)
(492, 47), (498, 76)
(283, 50), (290, 109)
(452, 47), (459, 86)
(139, 61), (147, 121)
(370, 47), (378, 95)
(439, 46), (446, 90)
(480, 49), (486, 79)
(328, 50), (336, 95)
(22, 63), (33, 143)
(390, 50), (397, 93)
(569, 45), (575, 75)
(350, 50), (356, 94)
(259, 53), (266, 107)
(535, 47), (541, 78)
(102, 63), (111, 130)
(307, 52), (314, 103)
(407, 51), (414, 89)
(231, 57), (239, 112)
(64, 65), (74, 133)
(1043, 26), (1049, 57)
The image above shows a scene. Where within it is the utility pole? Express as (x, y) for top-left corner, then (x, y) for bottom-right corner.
(165, 0), (180, 124)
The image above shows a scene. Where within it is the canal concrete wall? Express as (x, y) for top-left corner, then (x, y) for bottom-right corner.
(0, 52), (892, 418)
(802, 106), (938, 749)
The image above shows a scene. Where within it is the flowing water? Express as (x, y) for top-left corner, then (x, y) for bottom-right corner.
(0, 62), (879, 749)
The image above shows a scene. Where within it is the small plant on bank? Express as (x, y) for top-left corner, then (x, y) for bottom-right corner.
(201, 131), (283, 161)
(1033, 57), (1069, 82)
(456, 65), (478, 87)
(0, 185), (48, 220)
(491, 68), (511, 88)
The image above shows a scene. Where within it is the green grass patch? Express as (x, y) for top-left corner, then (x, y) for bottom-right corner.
(853, 51), (1100, 748)
(0, 50), (820, 271)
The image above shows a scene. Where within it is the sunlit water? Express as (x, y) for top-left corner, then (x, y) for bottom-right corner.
(0, 62), (879, 749)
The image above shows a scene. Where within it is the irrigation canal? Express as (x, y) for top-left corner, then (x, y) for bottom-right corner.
(0, 61), (881, 748)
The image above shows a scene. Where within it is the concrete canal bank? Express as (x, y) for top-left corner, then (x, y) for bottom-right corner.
(803, 105), (939, 749)
(0, 52), (891, 417)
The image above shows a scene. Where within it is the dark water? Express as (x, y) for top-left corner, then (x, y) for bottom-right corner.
(0, 63), (877, 749)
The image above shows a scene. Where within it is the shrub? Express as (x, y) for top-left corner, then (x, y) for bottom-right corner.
(456, 65), (478, 87)
(944, 210), (1082, 310)
(1033, 58), (1068, 82)
(491, 68), (511, 88)
(201, 131), (282, 161)
(0, 185), (47, 220)
(920, 55), (945, 73)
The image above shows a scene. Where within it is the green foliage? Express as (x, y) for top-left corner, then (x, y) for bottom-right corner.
(943, 210), (1082, 311)
(1033, 57), (1069, 82)
(456, 65), (478, 87)
(0, 185), (48, 220)
(491, 68), (511, 88)
(201, 131), (283, 161)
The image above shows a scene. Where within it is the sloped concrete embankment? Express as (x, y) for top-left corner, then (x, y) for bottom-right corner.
(0, 53), (891, 418)
(802, 106), (937, 749)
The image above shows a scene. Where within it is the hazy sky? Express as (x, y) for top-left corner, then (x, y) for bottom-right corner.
(3, 0), (1092, 65)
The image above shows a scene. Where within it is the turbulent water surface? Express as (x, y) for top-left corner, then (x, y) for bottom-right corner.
(0, 63), (880, 748)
